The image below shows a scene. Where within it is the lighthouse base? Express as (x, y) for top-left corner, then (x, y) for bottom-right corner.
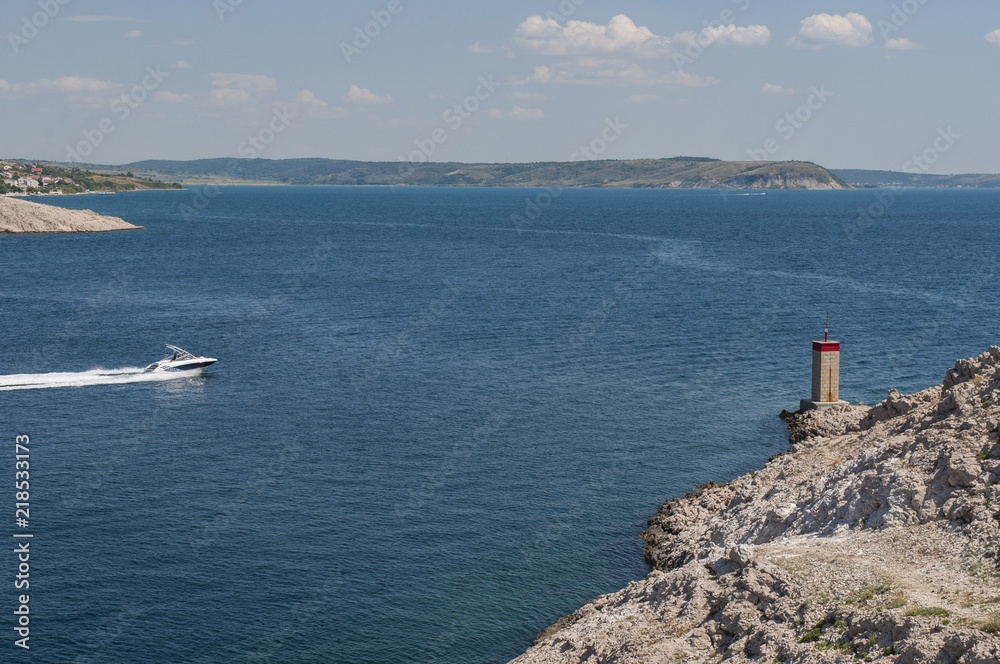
(800, 399), (850, 413)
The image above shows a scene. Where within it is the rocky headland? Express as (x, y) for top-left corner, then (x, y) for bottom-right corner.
(512, 348), (1000, 664)
(0, 196), (140, 233)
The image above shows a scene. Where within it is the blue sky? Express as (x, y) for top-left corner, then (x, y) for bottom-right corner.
(2, 0), (999, 173)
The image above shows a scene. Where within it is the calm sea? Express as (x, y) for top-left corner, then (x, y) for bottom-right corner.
(2, 186), (998, 663)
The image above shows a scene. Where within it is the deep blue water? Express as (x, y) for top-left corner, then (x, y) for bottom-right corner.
(2, 186), (998, 663)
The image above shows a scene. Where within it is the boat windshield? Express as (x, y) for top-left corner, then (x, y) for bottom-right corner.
(164, 344), (196, 360)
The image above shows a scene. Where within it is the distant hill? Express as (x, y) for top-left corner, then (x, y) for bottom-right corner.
(61, 157), (852, 190)
(832, 169), (1000, 188)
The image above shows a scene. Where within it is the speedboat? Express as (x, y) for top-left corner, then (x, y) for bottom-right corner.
(143, 345), (217, 374)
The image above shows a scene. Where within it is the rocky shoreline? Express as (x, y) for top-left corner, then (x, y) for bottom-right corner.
(0, 196), (141, 233)
(512, 348), (1000, 664)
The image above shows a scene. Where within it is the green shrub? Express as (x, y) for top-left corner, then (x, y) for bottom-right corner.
(856, 583), (893, 603)
(885, 596), (907, 609)
(905, 607), (951, 617)
(799, 619), (827, 643)
(799, 627), (822, 643)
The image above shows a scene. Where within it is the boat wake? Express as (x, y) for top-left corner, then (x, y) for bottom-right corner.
(0, 367), (199, 391)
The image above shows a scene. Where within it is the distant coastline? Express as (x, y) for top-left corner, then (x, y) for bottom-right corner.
(39, 157), (853, 191)
(1, 159), (182, 196)
(11, 157), (1000, 192)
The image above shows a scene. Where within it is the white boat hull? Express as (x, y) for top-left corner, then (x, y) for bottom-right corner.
(143, 346), (217, 374)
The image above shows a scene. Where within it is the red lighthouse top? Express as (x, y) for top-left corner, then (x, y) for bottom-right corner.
(814, 311), (838, 351)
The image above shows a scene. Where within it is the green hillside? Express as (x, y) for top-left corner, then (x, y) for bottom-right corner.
(64, 157), (851, 190)
(832, 169), (1000, 188)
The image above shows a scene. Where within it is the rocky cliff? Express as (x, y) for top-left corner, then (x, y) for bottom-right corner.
(512, 348), (1000, 664)
(0, 196), (140, 233)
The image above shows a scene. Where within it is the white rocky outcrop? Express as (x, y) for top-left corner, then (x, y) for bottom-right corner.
(0, 196), (140, 233)
(512, 348), (1000, 664)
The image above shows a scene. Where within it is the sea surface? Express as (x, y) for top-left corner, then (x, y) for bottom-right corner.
(2, 186), (998, 663)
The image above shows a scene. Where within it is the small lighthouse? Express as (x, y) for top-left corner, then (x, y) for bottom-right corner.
(800, 315), (849, 412)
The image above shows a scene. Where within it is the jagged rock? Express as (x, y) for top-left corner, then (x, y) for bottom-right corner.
(512, 350), (1000, 664)
(0, 196), (140, 233)
(946, 449), (982, 487)
(729, 544), (754, 568)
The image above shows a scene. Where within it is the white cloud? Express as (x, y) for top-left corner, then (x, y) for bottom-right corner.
(508, 14), (761, 89)
(209, 73), (278, 105)
(758, 83), (794, 95)
(511, 59), (713, 89)
(170, 60), (192, 70)
(296, 90), (328, 107)
(152, 91), (192, 104)
(125, 30), (142, 39)
(561, 62), (715, 88)
(675, 24), (771, 47)
(624, 94), (660, 105)
(520, 65), (552, 85)
(513, 91), (546, 102)
(62, 15), (143, 23)
(512, 14), (671, 56)
(885, 38), (922, 50)
(986, 29), (1000, 46)
(793, 13), (873, 48)
(0, 76), (120, 108)
(347, 85), (392, 105)
(468, 42), (492, 54)
(0, 76), (118, 95)
(512, 14), (771, 57)
(488, 107), (545, 122)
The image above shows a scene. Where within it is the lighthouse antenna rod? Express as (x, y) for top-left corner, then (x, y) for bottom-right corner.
(825, 310), (829, 342)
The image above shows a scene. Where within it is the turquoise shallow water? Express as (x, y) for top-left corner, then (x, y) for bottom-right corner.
(2, 186), (998, 663)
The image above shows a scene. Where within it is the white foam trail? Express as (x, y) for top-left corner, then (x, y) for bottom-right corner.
(0, 367), (199, 391)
